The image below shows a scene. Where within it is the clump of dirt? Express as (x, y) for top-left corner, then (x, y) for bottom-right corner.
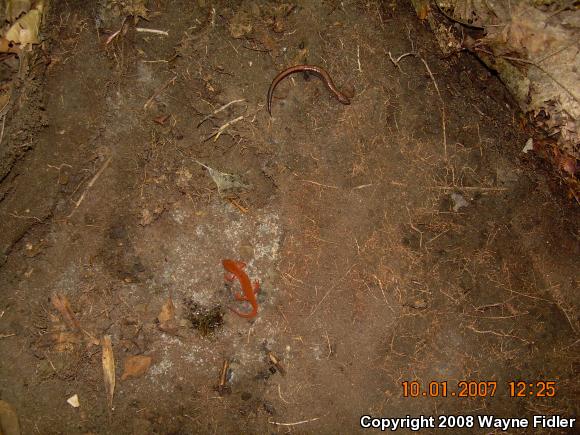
(183, 299), (224, 336)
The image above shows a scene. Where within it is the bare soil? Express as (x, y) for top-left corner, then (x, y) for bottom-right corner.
(0, 1), (578, 434)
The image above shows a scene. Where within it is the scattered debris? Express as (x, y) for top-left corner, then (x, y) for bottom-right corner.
(101, 335), (115, 410)
(228, 11), (253, 39)
(450, 192), (469, 212)
(121, 355), (152, 380)
(183, 300), (223, 336)
(139, 205), (164, 226)
(267, 351), (286, 376)
(67, 394), (80, 408)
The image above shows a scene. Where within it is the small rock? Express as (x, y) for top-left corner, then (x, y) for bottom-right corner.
(450, 193), (469, 212)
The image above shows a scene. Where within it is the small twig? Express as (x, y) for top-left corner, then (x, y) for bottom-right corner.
(0, 114), (6, 145)
(205, 115), (244, 142)
(105, 29), (121, 45)
(352, 183), (373, 190)
(300, 180), (338, 189)
(387, 51), (414, 74)
(269, 417), (320, 426)
(419, 56), (447, 160)
(429, 185), (507, 191)
(105, 16), (129, 45)
(357, 45), (362, 72)
(135, 28), (169, 36)
(388, 51), (447, 159)
(466, 325), (530, 344)
(144, 75), (178, 109)
(278, 384), (291, 404)
(197, 99), (245, 127)
(0, 333), (16, 339)
(228, 198), (248, 214)
(9, 212), (42, 222)
(216, 359), (230, 395)
(68, 156), (112, 217)
(406, 205), (423, 249)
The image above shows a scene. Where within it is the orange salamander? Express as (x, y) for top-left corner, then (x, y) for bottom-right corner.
(222, 259), (260, 319)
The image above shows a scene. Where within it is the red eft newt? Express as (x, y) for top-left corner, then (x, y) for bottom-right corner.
(222, 259), (260, 319)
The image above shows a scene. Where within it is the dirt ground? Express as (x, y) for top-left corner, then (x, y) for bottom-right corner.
(0, 0), (578, 434)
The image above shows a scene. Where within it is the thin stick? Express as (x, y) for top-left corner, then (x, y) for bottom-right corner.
(466, 325), (530, 344)
(197, 99), (245, 127)
(135, 28), (169, 36)
(429, 186), (507, 191)
(9, 212), (42, 222)
(68, 156), (112, 217)
(105, 29), (121, 45)
(420, 56), (447, 160)
(144, 75), (178, 109)
(228, 198), (248, 214)
(269, 417), (320, 426)
(206, 115), (244, 141)
(300, 180), (338, 189)
(387, 51), (414, 74)
(0, 113), (6, 145)
(357, 45), (362, 72)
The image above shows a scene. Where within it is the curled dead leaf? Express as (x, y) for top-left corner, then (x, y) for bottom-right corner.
(121, 355), (152, 380)
(101, 335), (115, 410)
(51, 293), (81, 332)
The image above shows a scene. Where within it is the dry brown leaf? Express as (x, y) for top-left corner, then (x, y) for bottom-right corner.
(418, 4), (429, 20)
(0, 37), (21, 54)
(101, 335), (115, 410)
(157, 296), (179, 334)
(121, 355), (152, 380)
(51, 293), (81, 332)
(5, 0), (31, 22)
(157, 297), (175, 323)
(4, 2), (43, 45)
